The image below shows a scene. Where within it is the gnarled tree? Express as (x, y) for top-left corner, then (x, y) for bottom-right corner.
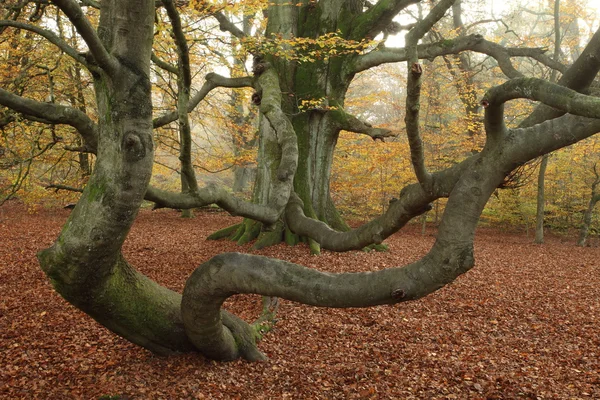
(1, 0), (600, 361)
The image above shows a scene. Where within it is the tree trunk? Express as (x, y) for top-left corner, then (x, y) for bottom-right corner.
(228, 1), (358, 252)
(534, 154), (549, 244)
(37, 0), (194, 354)
(578, 167), (599, 246)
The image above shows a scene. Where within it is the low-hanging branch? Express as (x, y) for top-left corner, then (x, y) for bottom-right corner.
(152, 73), (253, 128)
(0, 88), (99, 152)
(286, 156), (478, 251)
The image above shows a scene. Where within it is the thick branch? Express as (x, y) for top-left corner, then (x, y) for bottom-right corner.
(145, 185), (280, 223)
(287, 158), (477, 251)
(351, 0), (419, 41)
(482, 77), (600, 124)
(0, 20), (92, 71)
(403, 0), (456, 189)
(332, 109), (396, 140)
(212, 11), (245, 39)
(519, 27), (600, 128)
(506, 114), (600, 166)
(51, 0), (118, 74)
(153, 73), (253, 128)
(0, 88), (98, 151)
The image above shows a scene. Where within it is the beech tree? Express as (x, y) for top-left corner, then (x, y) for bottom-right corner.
(2, 0), (600, 361)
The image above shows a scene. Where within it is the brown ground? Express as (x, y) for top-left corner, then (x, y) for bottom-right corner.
(1, 203), (599, 399)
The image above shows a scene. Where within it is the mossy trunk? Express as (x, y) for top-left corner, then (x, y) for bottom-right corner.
(229, 1), (356, 252)
(37, 0), (194, 355)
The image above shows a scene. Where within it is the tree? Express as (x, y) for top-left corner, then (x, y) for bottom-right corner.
(578, 162), (600, 247)
(1, 0), (600, 361)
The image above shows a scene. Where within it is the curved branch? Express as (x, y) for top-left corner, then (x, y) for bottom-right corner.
(353, 34), (485, 74)
(0, 20), (92, 71)
(352, 35), (561, 79)
(519, 27), (600, 128)
(153, 73), (253, 128)
(482, 77), (600, 136)
(151, 52), (178, 75)
(403, 0), (456, 189)
(506, 114), (600, 166)
(51, 0), (118, 74)
(145, 184), (281, 223)
(0, 88), (98, 152)
(286, 157), (476, 251)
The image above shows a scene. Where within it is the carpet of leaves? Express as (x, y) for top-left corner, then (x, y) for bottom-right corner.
(1, 204), (599, 399)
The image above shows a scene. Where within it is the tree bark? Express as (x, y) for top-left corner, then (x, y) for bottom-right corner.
(534, 154), (549, 244)
(578, 164), (600, 246)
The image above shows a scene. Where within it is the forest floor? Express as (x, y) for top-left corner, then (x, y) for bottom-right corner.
(1, 202), (599, 399)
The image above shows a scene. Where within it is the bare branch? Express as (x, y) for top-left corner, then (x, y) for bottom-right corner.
(151, 52), (178, 75)
(153, 73), (254, 128)
(212, 11), (245, 39)
(332, 109), (396, 141)
(0, 88), (98, 152)
(0, 20), (92, 71)
(51, 0), (118, 74)
(351, 0), (419, 41)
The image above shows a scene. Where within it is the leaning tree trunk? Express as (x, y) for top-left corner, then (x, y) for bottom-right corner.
(36, 0), (193, 354)
(36, 0), (265, 359)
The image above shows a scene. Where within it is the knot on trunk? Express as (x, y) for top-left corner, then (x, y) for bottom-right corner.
(391, 289), (405, 300)
(411, 63), (423, 76)
(251, 90), (262, 106)
(123, 131), (151, 162)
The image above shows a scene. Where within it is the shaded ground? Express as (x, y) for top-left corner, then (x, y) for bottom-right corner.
(1, 203), (599, 399)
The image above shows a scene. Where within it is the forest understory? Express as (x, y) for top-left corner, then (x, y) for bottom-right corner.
(1, 203), (599, 399)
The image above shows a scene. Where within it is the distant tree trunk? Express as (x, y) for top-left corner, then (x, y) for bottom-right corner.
(534, 154), (549, 244)
(578, 164), (599, 246)
(228, 1), (358, 253)
(535, 0), (562, 244)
